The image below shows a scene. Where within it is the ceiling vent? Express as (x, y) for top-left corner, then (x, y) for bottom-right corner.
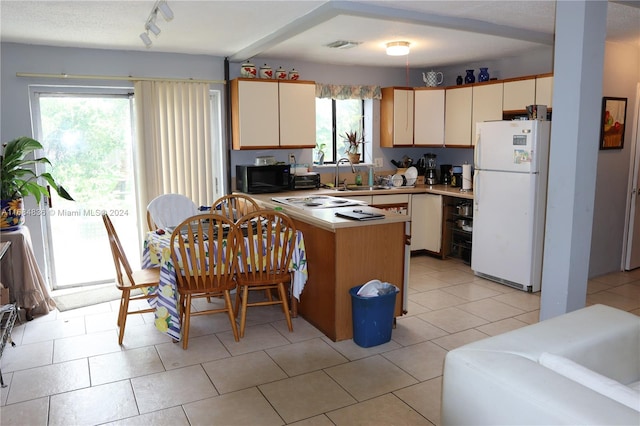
(325, 40), (362, 49)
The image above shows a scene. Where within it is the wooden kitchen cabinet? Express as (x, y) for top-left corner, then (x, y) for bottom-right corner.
(410, 193), (443, 253)
(231, 78), (316, 150)
(503, 77), (535, 112)
(535, 74), (553, 109)
(380, 87), (414, 147)
(414, 88), (445, 146)
(472, 81), (504, 146)
(444, 86), (472, 147)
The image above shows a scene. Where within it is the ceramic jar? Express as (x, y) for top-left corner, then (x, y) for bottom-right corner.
(240, 62), (257, 78)
(478, 67), (490, 82)
(456, 75), (463, 85)
(423, 70), (443, 87)
(288, 69), (300, 80)
(464, 69), (475, 84)
(259, 64), (273, 79)
(275, 67), (287, 80)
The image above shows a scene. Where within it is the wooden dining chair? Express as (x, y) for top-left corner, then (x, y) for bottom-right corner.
(102, 213), (159, 345)
(235, 210), (296, 338)
(170, 213), (240, 349)
(212, 194), (260, 222)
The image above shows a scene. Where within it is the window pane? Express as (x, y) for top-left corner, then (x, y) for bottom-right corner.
(315, 98), (364, 164)
(315, 98), (333, 163)
(336, 100), (363, 160)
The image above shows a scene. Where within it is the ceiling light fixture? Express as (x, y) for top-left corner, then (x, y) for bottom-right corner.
(139, 1), (173, 48)
(386, 41), (410, 56)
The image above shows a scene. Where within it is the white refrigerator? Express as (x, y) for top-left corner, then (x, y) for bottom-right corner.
(471, 120), (551, 292)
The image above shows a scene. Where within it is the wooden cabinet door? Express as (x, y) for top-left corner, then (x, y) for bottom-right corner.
(444, 86), (472, 147)
(535, 76), (553, 108)
(279, 81), (316, 148)
(381, 88), (414, 147)
(410, 193), (443, 253)
(414, 88), (445, 146)
(231, 79), (279, 149)
(503, 78), (535, 112)
(472, 82), (503, 146)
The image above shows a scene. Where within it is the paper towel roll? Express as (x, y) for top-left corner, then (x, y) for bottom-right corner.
(462, 164), (472, 190)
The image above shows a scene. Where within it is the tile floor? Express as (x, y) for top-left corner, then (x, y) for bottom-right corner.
(1, 256), (639, 425)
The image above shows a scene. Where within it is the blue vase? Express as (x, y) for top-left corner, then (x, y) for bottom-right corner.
(478, 67), (490, 82)
(464, 70), (475, 84)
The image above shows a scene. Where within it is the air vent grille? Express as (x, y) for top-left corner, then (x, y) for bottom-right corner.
(325, 40), (362, 49)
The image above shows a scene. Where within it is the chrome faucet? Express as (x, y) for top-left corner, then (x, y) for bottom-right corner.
(335, 157), (356, 189)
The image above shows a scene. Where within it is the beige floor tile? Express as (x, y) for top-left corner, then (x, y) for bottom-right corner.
(202, 350), (287, 394)
(587, 280), (615, 294)
(271, 316), (325, 343)
(590, 271), (638, 286)
(53, 329), (122, 363)
(432, 328), (489, 351)
(155, 334), (230, 370)
(1, 371), (12, 406)
(1, 340), (53, 373)
(403, 300), (432, 317)
(89, 346), (165, 386)
(217, 323), (291, 356)
(118, 322), (174, 349)
(0, 396), (49, 425)
(288, 414), (335, 426)
(131, 364), (217, 414)
(266, 337), (347, 376)
(6, 358), (90, 404)
(325, 355), (418, 401)
(426, 269), (475, 285)
(418, 307), (488, 333)
(410, 290), (467, 310)
(412, 256), (459, 272)
(514, 310), (540, 324)
(456, 298), (525, 322)
(21, 316), (86, 344)
(259, 370), (356, 423)
(394, 376), (442, 425)
(184, 387), (283, 426)
(321, 336), (401, 361)
(475, 317), (528, 336)
(391, 316), (448, 346)
(84, 309), (145, 334)
(606, 283), (640, 301)
(440, 282), (502, 301)
(586, 291), (640, 311)
(491, 291), (541, 312)
(49, 380), (138, 425)
(178, 310), (235, 339)
(103, 406), (190, 426)
(327, 393), (430, 426)
(383, 341), (447, 381)
(472, 277), (518, 294)
(408, 275), (454, 293)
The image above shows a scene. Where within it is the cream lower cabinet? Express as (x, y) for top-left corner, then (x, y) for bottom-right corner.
(231, 78), (315, 149)
(410, 193), (443, 253)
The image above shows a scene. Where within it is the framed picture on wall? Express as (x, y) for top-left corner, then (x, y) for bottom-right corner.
(599, 97), (627, 150)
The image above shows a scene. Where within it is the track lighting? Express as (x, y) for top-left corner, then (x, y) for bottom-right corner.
(139, 1), (173, 48)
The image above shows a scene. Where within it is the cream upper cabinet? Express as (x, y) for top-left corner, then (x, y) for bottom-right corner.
(503, 78), (535, 112)
(444, 86), (472, 147)
(381, 87), (414, 147)
(414, 88), (445, 146)
(472, 82), (504, 146)
(231, 78), (315, 150)
(279, 81), (316, 148)
(535, 75), (554, 108)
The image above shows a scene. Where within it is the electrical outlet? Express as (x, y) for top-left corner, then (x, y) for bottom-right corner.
(374, 158), (383, 168)
(289, 153), (295, 164)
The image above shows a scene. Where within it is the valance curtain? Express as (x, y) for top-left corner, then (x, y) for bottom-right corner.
(315, 83), (382, 100)
(134, 81), (212, 210)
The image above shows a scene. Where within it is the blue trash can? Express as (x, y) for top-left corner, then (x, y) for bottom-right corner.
(349, 284), (398, 348)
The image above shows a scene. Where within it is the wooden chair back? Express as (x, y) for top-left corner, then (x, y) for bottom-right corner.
(212, 194), (260, 222)
(102, 213), (135, 289)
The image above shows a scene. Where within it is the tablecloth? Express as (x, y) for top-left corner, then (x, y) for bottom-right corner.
(141, 229), (307, 341)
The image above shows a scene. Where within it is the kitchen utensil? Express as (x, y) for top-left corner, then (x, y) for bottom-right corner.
(391, 159), (402, 168)
(391, 174), (404, 187)
(422, 70), (444, 87)
(404, 166), (418, 186)
(457, 203), (473, 217)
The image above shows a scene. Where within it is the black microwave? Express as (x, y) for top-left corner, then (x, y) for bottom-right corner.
(236, 164), (291, 194)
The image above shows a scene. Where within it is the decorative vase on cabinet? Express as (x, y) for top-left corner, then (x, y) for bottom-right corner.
(478, 67), (490, 82)
(464, 70), (475, 84)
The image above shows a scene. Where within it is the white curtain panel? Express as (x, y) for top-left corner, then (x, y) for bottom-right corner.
(134, 81), (213, 210)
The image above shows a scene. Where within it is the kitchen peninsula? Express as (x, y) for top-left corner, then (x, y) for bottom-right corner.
(250, 191), (410, 341)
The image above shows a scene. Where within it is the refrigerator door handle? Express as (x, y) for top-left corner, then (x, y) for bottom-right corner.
(474, 170), (480, 210)
(474, 131), (481, 169)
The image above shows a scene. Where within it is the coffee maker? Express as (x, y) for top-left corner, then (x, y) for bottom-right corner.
(440, 164), (452, 185)
(425, 153), (437, 185)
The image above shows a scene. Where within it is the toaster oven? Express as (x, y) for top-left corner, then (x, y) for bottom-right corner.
(291, 172), (320, 190)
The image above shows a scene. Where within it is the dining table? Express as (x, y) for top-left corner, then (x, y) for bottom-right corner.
(141, 226), (308, 341)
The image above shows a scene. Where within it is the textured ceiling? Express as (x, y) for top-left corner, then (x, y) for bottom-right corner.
(1, 1), (638, 68)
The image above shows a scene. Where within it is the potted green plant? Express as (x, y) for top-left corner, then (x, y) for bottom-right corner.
(343, 130), (364, 164)
(1, 136), (73, 231)
(314, 142), (327, 165)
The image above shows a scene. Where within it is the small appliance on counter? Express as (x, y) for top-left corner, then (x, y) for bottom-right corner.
(451, 165), (463, 187)
(425, 153), (438, 185)
(290, 172), (320, 190)
(236, 164), (290, 194)
(440, 164), (452, 185)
